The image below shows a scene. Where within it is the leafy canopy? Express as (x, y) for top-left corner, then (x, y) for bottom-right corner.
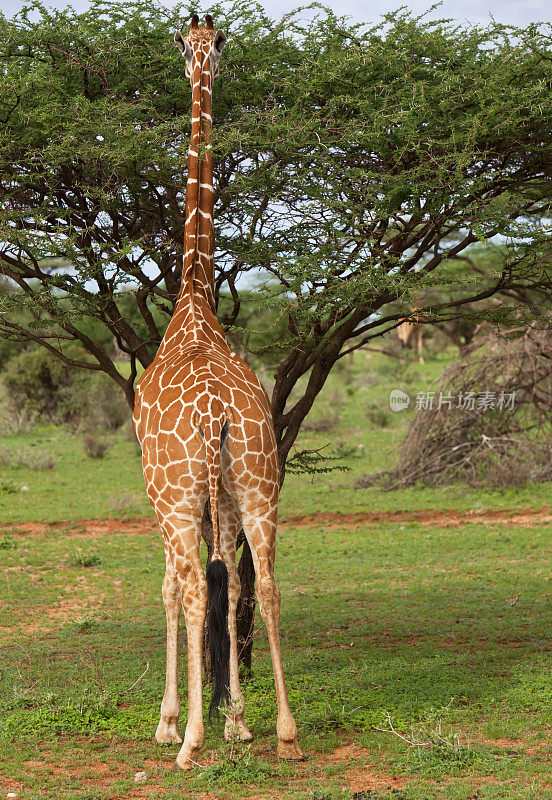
(0, 0), (551, 461)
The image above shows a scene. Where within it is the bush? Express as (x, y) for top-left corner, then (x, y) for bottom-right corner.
(0, 447), (54, 470)
(365, 401), (390, 429)
(365, 326), (552, 489)
(107, 491), (143, 515)
(0, 402), (36, 435)
(302, 411), (341, 433)
(1, 347), (74, 422)
(0, 345), (130, 431)
(70, 553), (102, 568)
(82, 434), (110, 459)
(66, 372), (130, 432)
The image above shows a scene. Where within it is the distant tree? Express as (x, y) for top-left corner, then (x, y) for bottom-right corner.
(2, 0), (552, 664)
(412, 242), (552, 352)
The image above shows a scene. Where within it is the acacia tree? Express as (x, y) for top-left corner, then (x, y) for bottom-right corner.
(1, 0), (552, 662)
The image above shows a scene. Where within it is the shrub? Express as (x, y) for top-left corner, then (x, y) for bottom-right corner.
(0, 535), (16, 550)
(70, 553), (102, 568)
(1, 347), (74, 422)
(0, 447), (54, 470)
(82, 434), (110, 459)
(66, 372), (130, 431)
(302, 412), (341, 433)
(108, 491), (142, 515)
(0, 404), (36, 435)
(365, 326), (552, 489)
(365, 402), (390, 429)
(1, 345), (130, 431)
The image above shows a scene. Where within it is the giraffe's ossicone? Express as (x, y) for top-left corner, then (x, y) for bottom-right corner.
(132, 13), (304, 770)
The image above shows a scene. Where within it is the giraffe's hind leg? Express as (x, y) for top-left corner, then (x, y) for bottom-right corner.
(155, 504), (209, 770)
(156, 556), (183, 744)
(218, 488), (253, 742)
(239, 498), (304, 761)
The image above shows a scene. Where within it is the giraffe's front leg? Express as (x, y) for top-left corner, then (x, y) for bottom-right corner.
(156, 558), (183, 744)
(223, 560), (253, 744)
(219, 489), (252, 743)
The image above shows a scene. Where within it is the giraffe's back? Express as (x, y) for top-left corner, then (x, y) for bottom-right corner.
(133, 345), (279, 510)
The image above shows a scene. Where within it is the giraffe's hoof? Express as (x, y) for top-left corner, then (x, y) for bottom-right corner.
(155, 720), (183, 744)
(277, 738), (305, 761)
(173, 750), (200, 771)
(224, 719), (253, 742)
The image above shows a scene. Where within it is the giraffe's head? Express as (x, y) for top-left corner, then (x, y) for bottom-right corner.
(174, 14), (227, 85)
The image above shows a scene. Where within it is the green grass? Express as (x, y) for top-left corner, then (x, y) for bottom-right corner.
(2, 517), (552, 798)
(0, 347), (551, 798)
(1, 348), (548, 525)
(0, 425), (151, 523)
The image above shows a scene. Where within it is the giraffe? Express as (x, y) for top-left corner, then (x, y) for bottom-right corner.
(132, 14), (304, 770)
(397, 309), (424, 364)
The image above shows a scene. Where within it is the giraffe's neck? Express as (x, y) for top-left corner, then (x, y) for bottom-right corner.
(157, 44), (229, 359)
(180, 50), (216, 313)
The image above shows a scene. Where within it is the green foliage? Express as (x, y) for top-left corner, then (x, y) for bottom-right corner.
(66, 372), (131, 432)
(0, 479), (17, 494)
(0, 343), (130, 430)
(59, 616), (100, 638)
(69, 552), (102, 568)
(1, 347), (75, 421)
(190, 741), (273, 788)
(0, 335), (21, 369)
(218, 284), (290, 369)
(0, 0), (551, 459)
(285, 445), (351, 476)
(2, 692), (159, 740)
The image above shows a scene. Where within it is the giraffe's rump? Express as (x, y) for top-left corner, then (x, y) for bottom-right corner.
(134, 347), (279, 495)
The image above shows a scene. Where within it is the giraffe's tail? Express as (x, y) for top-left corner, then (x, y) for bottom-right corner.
(206, 558), (230, 719)
(197, 403), (230, 719)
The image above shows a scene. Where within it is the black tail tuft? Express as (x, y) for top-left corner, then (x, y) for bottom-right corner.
(206, 557), (230, 720)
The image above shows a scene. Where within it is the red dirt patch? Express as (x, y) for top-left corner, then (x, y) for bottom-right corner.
(2, 517), (159, 538)
(319, 743), (409, 794)
(2, 506), (552, 541)
(347, 769), (408, 793)
(281, 506), (552, 529)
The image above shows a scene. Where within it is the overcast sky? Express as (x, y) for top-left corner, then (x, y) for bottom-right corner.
(3, 0), (552, 26)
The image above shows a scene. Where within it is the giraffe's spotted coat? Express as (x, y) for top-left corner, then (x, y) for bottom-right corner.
(132, 16), (303, 770)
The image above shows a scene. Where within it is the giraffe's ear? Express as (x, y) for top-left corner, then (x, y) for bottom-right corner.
(211, 30), (226, 77)
(214, 30), (226, 54)
(174, 31), (193, 64)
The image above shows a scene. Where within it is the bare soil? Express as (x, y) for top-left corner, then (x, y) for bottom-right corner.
(7, 740), (409, 799)
(2, 506), (552, 540)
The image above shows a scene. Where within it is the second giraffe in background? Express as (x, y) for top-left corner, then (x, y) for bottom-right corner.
(397, 311), (424, 364)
